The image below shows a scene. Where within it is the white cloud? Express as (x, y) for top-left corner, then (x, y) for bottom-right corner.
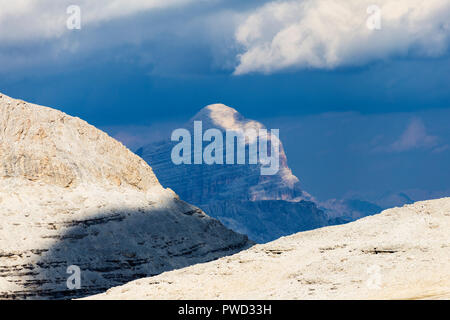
(1, 1), (449, 75)
(388, 118), (438, 152)
(0, 0), (196, 43)
(0, 0), (212, 75)
(234, 0), (450, 74)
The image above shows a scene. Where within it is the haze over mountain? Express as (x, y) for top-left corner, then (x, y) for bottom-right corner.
(0, 93), (251, 299)
(88, 198), (450, 300)
(138, 104), (327, 242)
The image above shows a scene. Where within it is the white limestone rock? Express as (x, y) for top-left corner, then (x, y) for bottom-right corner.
(87, 198), (450, 300)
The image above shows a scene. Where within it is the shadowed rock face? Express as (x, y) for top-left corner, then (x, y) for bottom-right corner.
(0, 199), (250, 300)
(0, 94), (251, 299)
(138, 104), (327, 243)
(201, 200), (325, 243)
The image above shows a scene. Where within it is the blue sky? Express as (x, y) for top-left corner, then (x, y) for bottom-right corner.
(0, 0), (449, 203)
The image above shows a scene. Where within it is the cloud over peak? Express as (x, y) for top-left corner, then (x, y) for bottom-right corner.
(234, 0), (450, 74)
(389, 118), (438, 152)
(372, 117), (449, 154)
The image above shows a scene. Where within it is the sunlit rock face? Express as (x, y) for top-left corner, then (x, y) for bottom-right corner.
(139, 104), (327, 243)
(0, 94), (251, 299)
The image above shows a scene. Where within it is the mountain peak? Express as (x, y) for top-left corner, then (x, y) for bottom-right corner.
(0, 92), (159, 190)
(192, 103), (264, 132)
(194, 103), (238, 120)
(138, 104), (320, 242)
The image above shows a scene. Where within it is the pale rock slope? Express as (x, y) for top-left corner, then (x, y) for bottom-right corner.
(88, 198), (450, 300)
(138, 104), (326, 243)
(0, 93), (251, 299)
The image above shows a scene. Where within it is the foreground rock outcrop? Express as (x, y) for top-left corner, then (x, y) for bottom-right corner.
(88, 198), (450, 300)
(138, 104), (327, 242)
(0, 93), (251, 299)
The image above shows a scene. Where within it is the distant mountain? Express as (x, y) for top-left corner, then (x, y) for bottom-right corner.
(320, 199), (383, 226)
(138, 104), (327, 243)
(374, 192), (415, 209)
(0, 94), (251, 299)
(201, 200), (325, 242)
(321, 191), (417, 224)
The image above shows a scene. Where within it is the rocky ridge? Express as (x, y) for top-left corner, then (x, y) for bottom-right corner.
(88, 198), (450, 300)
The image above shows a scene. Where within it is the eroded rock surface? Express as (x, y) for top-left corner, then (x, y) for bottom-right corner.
(88, 198), (450, 300)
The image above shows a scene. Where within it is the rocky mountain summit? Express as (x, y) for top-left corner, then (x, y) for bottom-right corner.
(0, 93), (251, 299)
(138, 104), (327, 242)
(88, 198), (450, 300)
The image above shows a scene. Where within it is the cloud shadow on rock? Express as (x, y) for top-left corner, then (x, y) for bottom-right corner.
(3, 201), (251, 300)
